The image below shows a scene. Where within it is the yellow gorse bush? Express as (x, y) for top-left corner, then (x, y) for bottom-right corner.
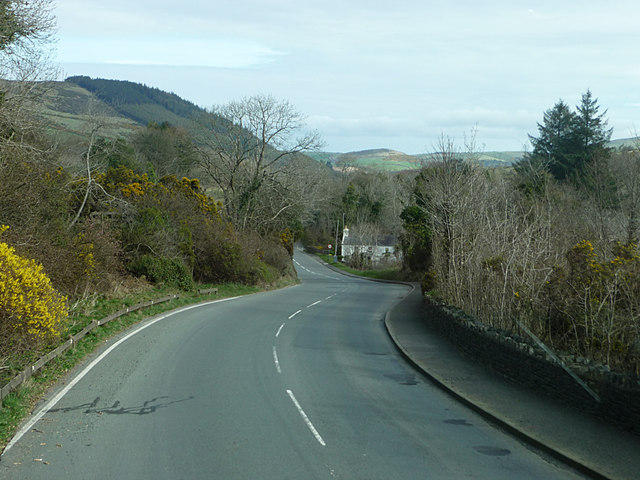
(0, 226), (68, 341)
(75, 233), (97, 278)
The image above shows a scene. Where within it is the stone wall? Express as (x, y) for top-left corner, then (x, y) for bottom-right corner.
(422, 296), (640, 435)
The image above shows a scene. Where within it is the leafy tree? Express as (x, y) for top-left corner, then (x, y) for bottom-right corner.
(512, 154), (551, 198)
(132, 121), (198, 179)
(92, 137), (139, 171)
(399, 204), (432, 272)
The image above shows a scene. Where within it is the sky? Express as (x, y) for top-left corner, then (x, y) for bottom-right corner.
(53, 1), (640, 154)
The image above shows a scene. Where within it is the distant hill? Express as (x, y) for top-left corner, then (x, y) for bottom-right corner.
(608, 137), (640, 149)
(308, 149), (422, 172)
(309, 148), (526, 172)
(312, 139), (638, 173)
(416, 151), (525, 168)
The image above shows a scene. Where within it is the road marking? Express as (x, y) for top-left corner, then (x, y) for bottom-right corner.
(294, 259), (345, 282)
(294, 259), (323, 276)
(286, 389), (326, 447)
(275, 322), (285, 338)
(325, 294), (337, 300)
(288, 309), (302, 319)
(2, 297), (240, 455)
(273, 346), (282, 374)
(307, 300), (321, 308)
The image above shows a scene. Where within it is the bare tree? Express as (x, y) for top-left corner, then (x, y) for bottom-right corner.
(67, 101), (108, 229)
(415, 133), (487, 304)
(0, 0), (55, 52)
(67, 100), (129, 230)
(610, 139), (640, 243)
(195, 94), (323, 231)
(0, 0), (57, 148)
(240, 152), (333, 233)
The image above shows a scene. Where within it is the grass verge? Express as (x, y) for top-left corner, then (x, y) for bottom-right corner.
(0, 280), (294, 451)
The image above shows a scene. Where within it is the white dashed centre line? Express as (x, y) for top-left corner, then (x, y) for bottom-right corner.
(288, 310), (302, 319)
(286, 389), (326, 447)
(272, 346), (282, 374)
(307, 300), (321, 308)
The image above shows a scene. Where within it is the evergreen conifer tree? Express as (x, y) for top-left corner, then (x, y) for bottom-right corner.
(527, 90), (612, 184)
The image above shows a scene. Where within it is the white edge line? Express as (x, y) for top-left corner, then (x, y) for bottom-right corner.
(2, 296), (240, 455)
(288, 310), (302, 319)
(286, 389), (326, 446)
(272, 346), (282, 374)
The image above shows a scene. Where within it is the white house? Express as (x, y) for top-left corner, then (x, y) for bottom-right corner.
(340, 226), (401, 266)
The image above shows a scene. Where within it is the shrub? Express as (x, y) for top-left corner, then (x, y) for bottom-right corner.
(256, 235), (294, 277)
(545, 239), (640, 369)
(279, 228), (294, 256)
(128, 254), (194, 291)
(421, 269), (438, 296)
(0, 227), (68, 352)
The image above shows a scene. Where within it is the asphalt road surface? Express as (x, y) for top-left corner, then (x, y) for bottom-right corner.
(0, 249), (585, 479)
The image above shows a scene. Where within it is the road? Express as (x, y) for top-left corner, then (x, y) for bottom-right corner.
(1, 250), (585, 479)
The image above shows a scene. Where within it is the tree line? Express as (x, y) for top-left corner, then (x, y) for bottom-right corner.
(398, 98), (639, 374)
(303, 93), (639, 375)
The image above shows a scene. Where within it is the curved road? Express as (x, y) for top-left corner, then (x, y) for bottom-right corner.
(1, 250), (584, 479)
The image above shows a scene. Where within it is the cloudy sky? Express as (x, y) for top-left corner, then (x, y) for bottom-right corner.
(53, 1), (640, 154)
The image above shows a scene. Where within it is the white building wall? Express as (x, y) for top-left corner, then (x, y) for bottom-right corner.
(341, 244), (399, 265)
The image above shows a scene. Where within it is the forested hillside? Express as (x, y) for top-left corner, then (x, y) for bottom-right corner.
(65, 75), (206, 128)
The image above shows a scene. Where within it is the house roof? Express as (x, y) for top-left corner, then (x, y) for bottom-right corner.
(343, 234), (398, 247)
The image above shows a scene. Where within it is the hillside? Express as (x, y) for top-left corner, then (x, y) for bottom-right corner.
(312, 140), (637, 172)
(32, 76), (207, 142)
(416, 151), (525, 168)
(308, 149), (422, 172)
(608, 137), (640, 149)
(64, 76), (206, 128)
(37, 80), (140, 140)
